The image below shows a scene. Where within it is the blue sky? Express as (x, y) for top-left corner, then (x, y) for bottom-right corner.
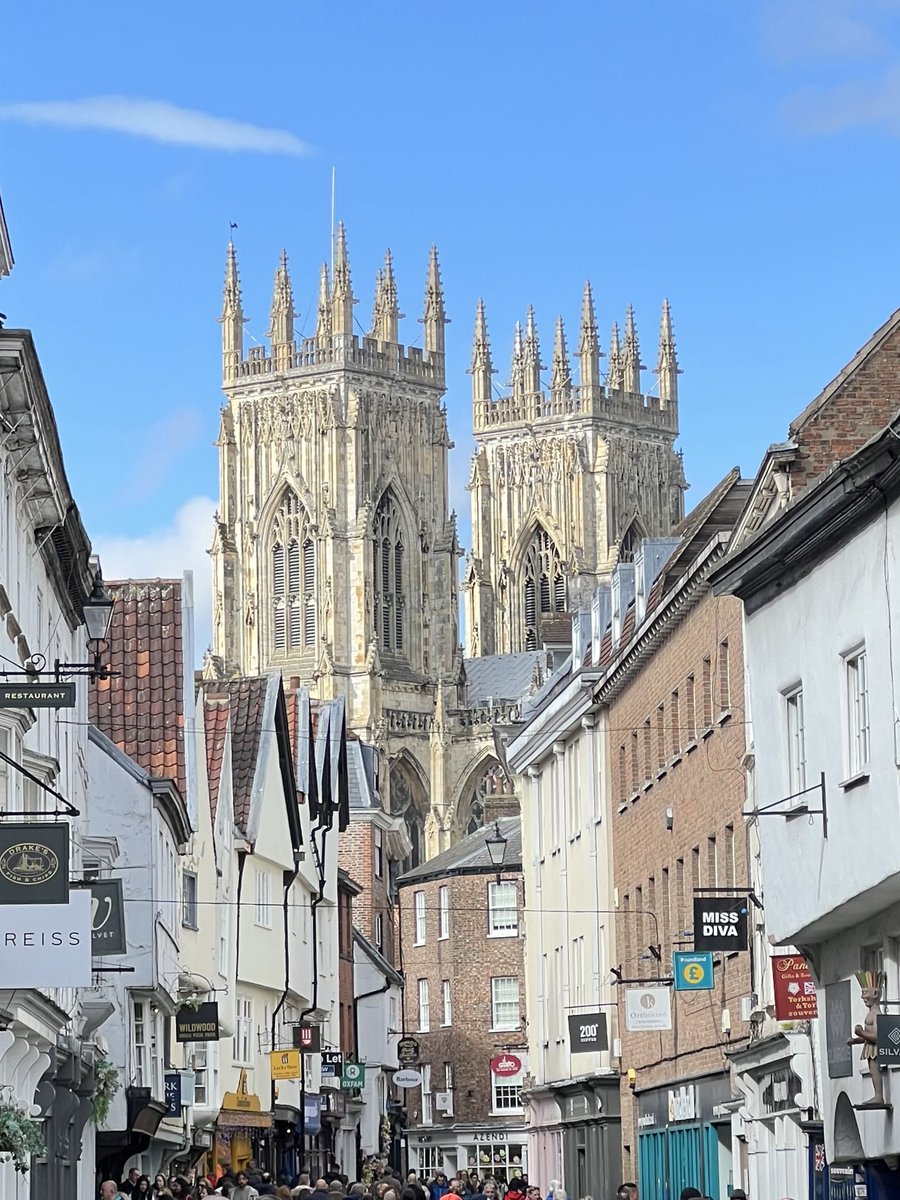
(3, 0), (900, 649)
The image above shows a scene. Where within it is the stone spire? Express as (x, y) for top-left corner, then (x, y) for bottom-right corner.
(551, 316), (571, 399)
(219, 239), (245, 379)
(623, 304), (644, 394)
(522, 306), (542, 395)
(607, 321), (623, 391)
(331, 221), (355, 337)
(509, 320), (525, 399)
(577, 280), (601, 389)
(470, 298), (495, 404)
(372, 249), (401, 343)
(422, 245), (447, 357)
(369, 268), (384, 338)
(267, 249), (296, 368)
(315, 262), (332, 346)
(655, 298), (680, 406)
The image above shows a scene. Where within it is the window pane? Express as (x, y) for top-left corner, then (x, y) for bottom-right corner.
(491, 976), (520, 1029)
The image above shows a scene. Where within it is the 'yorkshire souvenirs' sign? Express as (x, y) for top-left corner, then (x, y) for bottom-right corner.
(0, 822), (69, 905)
(692, 897), (748, 952)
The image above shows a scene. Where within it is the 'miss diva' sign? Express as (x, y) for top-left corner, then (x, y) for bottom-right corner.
(692, 897), (749, 952)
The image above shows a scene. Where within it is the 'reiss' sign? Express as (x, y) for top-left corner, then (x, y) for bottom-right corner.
(692, 897), (748, 952)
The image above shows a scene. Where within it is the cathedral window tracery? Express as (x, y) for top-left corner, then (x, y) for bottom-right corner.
(270, 489), (316, 655)
(522, 527), (566, 650)
(464, 759), (512, 834)
(373, 491), (407, 655)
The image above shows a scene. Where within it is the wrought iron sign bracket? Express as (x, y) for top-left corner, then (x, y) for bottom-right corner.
(752, 772), (827, 839)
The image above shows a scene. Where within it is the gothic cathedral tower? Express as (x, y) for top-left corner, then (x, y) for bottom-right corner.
(462, 288), (686, 656)
(210, 231), (462, 861)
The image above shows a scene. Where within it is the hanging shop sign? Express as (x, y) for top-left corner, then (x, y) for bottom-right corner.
(877, 1014), (900, 1069)
(341, 1061), (365, 1089)
(393, 1069), (424, 1089)
(321, 1051), (343, 1080)
(176, 1001), (220, 1043)
(625, 986), (672, 1032)
(0, 888), (91, 987)
(567, 1012), (609, 1053)
(673, 951), (715, 992)
(825, 979), (853, 1079)
(270, 1049), (302, 1080)
(293, 1022), (321, 1052)
(165, 1072), (183, 1117)
(692, 897), (748, 952)
(303, 1094), (321, 1134)
(490, 1053), (523, 1077)
(0, 822), (69, 905)
(397, 1036), (420, 1066)
(0, 682), (76, 709)
(219, 1069), (273, 1129)
(88, 878), (127, 955)
(771, 955), (818, 1020)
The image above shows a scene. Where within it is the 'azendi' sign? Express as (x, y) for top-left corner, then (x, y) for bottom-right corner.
(692, 897), (748, 952)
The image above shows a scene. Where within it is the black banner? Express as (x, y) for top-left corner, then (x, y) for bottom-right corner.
(176, 1001), (220, 1043)
(397, 1037), (420, 1066)
(568, 1011), (609, 1053)
(0, 682), (76, 709)
(89, 879), (126, 955)
(293, 1022), (321, 1052)
(165, 1072), (182, 1116)
(0, 823), (69, 905)
(692, 897), (748, 952)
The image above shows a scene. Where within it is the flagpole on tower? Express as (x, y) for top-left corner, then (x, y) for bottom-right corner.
(330, 166), (336, 278)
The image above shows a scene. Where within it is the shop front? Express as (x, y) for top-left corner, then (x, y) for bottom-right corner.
(636, 1073), (733, 1200)
(215, 1070), (273, 1174)
(409, 1127), (528, 1181)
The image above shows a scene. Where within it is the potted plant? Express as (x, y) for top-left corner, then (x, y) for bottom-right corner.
(92, 1058), (121, 1127)
(0, 1101), (45, 1170)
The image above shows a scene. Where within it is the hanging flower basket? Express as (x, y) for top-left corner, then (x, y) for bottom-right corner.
(0, 1102), (45, 1171)
(92, 1058), (121, 1127)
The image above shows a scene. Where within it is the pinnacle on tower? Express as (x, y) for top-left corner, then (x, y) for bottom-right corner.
(607, 321), (623, 391)
(219, 239), (246, 378)
(623, 304), (644, 394)
(267, 249), (296, 361)
(522, 306), (543, 395)
(369, 268), (385, 339)
(315, 262), (332, 346)
(421, 245), (447, 357)
(378, 249), (401, 343)
(469, 298), (495, 404)
(331, 221), (356, 337)
(655, 298), (681, 406)
(509, 320), (525, 398)
(551, 316), (571, 399)
(577, 280), (601, 390)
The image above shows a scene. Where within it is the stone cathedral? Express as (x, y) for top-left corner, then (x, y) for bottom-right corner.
(208, 228), (686, 861)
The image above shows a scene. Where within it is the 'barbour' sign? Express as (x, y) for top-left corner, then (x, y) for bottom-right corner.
(692, 897), (748, 952)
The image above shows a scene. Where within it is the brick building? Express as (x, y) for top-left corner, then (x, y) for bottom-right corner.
(600, 472), (752, 1197)
(397, 819), (528, 1183)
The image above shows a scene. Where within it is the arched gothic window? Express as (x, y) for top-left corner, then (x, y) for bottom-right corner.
(464, 759), (513, 835)
(523, 527), (566, 650)
(619, 521), (642, 564)
(373, 491), (407, 654)
(270, 489), (316, 655)
(390, 762), (427, 875)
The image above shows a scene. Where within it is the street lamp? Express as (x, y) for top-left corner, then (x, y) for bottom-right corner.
(54, 569), (116, 681)
(485, 820), (508, 883)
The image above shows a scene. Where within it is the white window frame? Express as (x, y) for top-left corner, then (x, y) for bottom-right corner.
(784, 685), (807, 796)
(566, 741), (581, 836)
(490, 976), (520, 1031)
(438, 885), (450, 940)
(234, 995), (253, 1064)
(418, 978), (430, 1032)
(441, 979), (452, 1027)
(255, 867), (272, 928)
(443, 1062), (454, 1116)
(182, 870), (198, 928)
(491, 1064), (524, 1114)
(374, 912), (384, 951)
(374, 826), (384, 878)
(421, 1063), (433, 1125)
(414, 890), (427, 945)
(132, 999), (163, 1098)
(846, 647), (870, 777)
(488, 881), (518, 937)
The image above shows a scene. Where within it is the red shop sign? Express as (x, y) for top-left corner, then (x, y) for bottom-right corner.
(771, 955), (818, 1021)
(490, 1053), (522, 1077)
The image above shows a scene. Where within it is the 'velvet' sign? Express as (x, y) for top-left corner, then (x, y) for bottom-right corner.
(692, 897), (748, 952)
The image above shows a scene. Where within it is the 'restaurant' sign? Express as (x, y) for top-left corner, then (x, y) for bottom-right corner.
(692, 897), (748, 952)
(176, 1001), (220, 1043)
(0, 889), (91, 987)
(88, 879), (127, 955)
(0, 682), (76, 709)
(0, 822), (69, 905)
(771, 955), (818, 1020)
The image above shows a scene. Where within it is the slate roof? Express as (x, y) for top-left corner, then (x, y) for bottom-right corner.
(398, 815), (521, 884)
(464, 651), (549, 706)
(90, 578), (186, 799)
(201, 676), (269, 833)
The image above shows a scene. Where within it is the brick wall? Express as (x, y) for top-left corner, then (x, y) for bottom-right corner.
(338, 821), (395, 963)
(338, 884), (356, 1055)
(609, 591), (749, 1179)
(398, 871), (527, 1128)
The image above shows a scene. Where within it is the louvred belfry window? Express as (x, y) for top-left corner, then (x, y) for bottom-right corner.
(522, 527), (565, 650)
(270, 489), (316, 654)
(373, 491), (407, 655)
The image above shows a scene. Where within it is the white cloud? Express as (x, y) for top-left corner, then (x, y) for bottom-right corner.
(782, 65), (900, 133)
(0, 96), (311, 156)
(93, 496), (217, 659)
(762, 0), (896, 62)
(130, 409), (205, 501)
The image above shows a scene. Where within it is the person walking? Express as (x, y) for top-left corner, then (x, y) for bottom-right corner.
(231, 1172), (261, 1200)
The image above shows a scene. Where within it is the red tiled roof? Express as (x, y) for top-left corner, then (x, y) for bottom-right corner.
(204, 694), (230, 822)
(201, 677), (269, 833)
(90, 578), (186, 798)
